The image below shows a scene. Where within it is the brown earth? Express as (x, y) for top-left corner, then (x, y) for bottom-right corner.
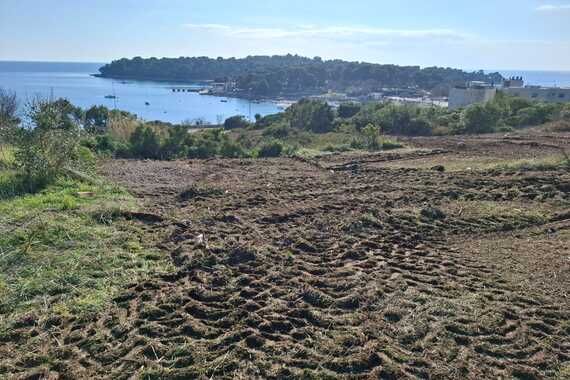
(1, 132), (570, 379)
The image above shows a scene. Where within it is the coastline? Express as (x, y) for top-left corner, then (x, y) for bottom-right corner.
(92, 73), (319, 103)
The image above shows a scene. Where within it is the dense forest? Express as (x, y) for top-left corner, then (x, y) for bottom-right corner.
(97, 55), (504, 97)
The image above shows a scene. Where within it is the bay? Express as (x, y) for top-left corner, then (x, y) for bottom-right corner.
(0, 61), (281, 124)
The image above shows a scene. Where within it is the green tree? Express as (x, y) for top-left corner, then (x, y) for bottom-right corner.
(362, 123), (382, 150)
(15, 98), (85, 191)
(162, 125), (190, 159)
(257, 140), (284, 158)
(29, 98), (84, 131)
(338, 102), (361, 118)
(219, 140), (247, 158)
(224, 115), (250, 130)
(129, 126), (162, 159)
(288, 99), (334, 133)
(85, 105), (110, 134)
(460, 103), (500, 134)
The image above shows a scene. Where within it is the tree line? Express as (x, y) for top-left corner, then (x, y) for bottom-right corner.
(98, 54), (503, 97)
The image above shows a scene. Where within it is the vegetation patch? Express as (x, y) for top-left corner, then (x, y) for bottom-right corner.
(0, 178), (174, 325)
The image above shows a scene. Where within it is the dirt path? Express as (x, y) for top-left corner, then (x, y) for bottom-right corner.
(3, 134), (570, 379)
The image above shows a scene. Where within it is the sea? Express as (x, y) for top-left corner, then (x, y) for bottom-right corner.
(1, 61), (569, 124)
(485, 69), (570, 88)
(0, 61), (281, 124)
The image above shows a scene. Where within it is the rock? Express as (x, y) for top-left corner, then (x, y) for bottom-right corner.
(431, 165), (445, 172)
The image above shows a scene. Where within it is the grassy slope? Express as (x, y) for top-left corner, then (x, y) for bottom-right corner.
(0, 177), (174, 329)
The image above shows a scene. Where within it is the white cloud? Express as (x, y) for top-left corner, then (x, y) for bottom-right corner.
(536, 4), (570, 11)
(182, 24), (471, 44)
(178, 23), (570, 70)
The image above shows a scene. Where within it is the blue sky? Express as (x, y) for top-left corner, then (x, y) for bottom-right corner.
(1, 0), (569, 70)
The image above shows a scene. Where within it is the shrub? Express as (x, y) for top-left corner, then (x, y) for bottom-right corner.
(28, 98), (84, 131)
(514, 106), (551, 127)
(460, 103), (500, 134)
(254, 113), (288, 129)
(263, 122), (293, 138)
(14, 99), (84, 192)
(323, 144), (351, 152)
(219, 140), (247, 158)
(162, 125), (190, 159)
(337, 102), (361, 118)
(224, 115), (250, 130)
(257, 141), (284, 158)
(382, 139), (404, 150)
(0, 88), (19, 130)
(106, 114), (142, 142)
(354, 103), (433, 136)
(85, 105), (110, 134)
(288, 99), (335, 133)
(561, 109), (570, 123)
(187, 138), (218, 159)
(129, 125), (162, 159)
(362, 124), (382, 151)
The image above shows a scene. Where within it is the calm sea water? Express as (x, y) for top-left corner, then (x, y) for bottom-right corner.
(487, 69), (570, 87)
(0, 61), (281, 124)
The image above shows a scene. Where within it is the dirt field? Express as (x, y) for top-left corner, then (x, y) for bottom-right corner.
(2, 132), (570, 379)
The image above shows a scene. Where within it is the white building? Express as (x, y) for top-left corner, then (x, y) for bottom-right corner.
(448, 77), (570, 110)
(502, 86), (570, 103)
(448, 81), (497, 110)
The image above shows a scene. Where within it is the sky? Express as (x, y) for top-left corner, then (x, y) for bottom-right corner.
(1, 0), (569, 71)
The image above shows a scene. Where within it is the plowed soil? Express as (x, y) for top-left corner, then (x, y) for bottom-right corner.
(2, 132), (570, 379)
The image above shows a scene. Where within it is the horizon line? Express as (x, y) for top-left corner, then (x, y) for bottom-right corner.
(0, 58), (569, 73)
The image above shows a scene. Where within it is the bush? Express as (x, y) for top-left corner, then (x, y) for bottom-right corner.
(561, 107), (570, 122)
(224, 115), (250, 130)
(0, 88), (19, 129)
(288, 99), (335, 133)
(162, 125), (190, 159)
(129, 126), (162, 159)
(187, 138), (218, 159)
(28, 98), (84, 131)
(254, 113), (287, 129)
(106, 114), (142, 142)
(14, 99), (85, 192)
(256, 141), (285, 158)
(382, 139), (404, 150)
(263, 122), (293, 138)
(85, 105), (110, 134)
(460, 103), (500, 134)
(362, 124), (382, 151)
(337, 102), (361, 118)
(219, 140), (247, 158)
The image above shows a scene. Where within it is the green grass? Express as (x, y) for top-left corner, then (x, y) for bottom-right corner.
(490, 155), (569, 172)
(0, 177), (174, 327)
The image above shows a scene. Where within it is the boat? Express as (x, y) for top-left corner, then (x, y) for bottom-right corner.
(145, 102), (150, 106)
(220, 99), (228, 103)
(104, 95), (117, 99)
